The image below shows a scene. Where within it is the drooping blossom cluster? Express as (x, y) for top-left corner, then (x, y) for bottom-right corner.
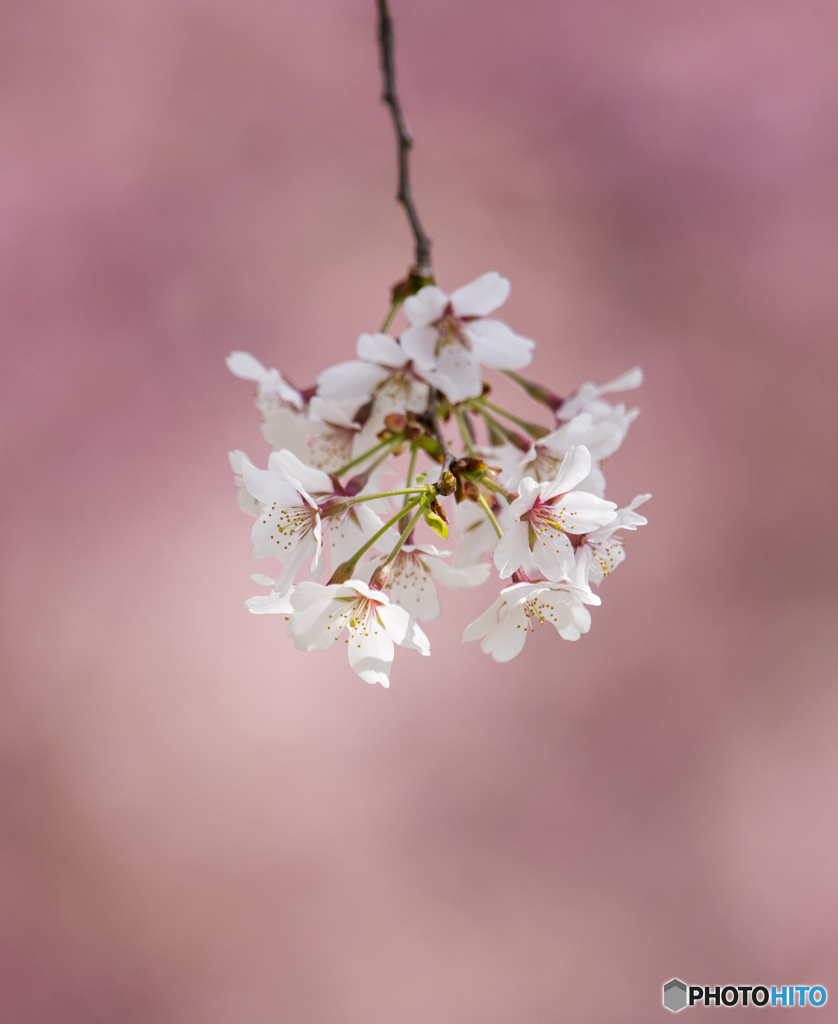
(228, 272), (649, 686)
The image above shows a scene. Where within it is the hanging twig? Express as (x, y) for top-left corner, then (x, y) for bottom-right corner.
(376, 0), (433, 280)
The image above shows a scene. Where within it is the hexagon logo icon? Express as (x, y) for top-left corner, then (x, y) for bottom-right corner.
(663, 979), (688, 1012)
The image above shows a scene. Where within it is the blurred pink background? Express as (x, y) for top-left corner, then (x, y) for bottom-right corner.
(2, 1), (838, 1020)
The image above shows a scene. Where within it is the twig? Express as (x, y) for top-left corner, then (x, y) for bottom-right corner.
(376, 0), (433, 277)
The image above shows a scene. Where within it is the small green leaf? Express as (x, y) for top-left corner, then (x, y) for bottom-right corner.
(424, 509), (448, 539)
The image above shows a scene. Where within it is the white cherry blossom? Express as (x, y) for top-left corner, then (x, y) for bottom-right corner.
(266, 449), (390, 570)
(316, 332), (429, 441)
(581, 494), (650, 585)
(287, 580), (430, 687)
(494, 446), (617, 581)
(229, 449), (265, 517)
(463, 548), (601, 662)
(226, 351), (303, 410)
(555, 367), (641, 456)
(400, 272), (535, 403)
(379, 543), (490, 621)
(244, 574), (296, 615)
(241, 457), (324, 595)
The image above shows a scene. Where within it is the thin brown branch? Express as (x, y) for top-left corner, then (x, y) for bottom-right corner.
(376, 0), (433, 278)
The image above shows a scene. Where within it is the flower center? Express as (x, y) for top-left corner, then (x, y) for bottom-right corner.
(433, 314), (471, 357)
(262, 502), (318, 553)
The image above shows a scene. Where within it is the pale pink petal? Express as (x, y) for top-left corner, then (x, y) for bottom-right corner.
(450, 272), (510, 317)
(493, 521), (531, 579)
(482, 604), (530, 662)
(356, 332), (409, 368)
(245, 591), (295, 614)
(424, 556), (491, 590)
(347, 622), (395, 686)
(241, 459), (300, 506)
(541, 445), (592, 498)
(316, 361), (390, 402)
(399, 325), (438, 370)
(268, 449), (332, 496)
(377, 602), (431, 655)
(226, 351), (269, 381)
(532, 532), (574, 582)
(403, 285), (449, 327)
(598, 366), (643, 394)
(434, 345), (482, 402)
(549, 491), (617, 534)
(464, 319), (534, 369)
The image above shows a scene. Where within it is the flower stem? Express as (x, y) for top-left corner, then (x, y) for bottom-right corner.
(454, 407), (476, 456)
(333, 436), (399, 477)
(473, 398), (548, 439)
(369, 503), (425, 590)
(477, 495), (503, 538)
(403, 443), (418, 495)
(502, 370), (562, 412)
(477, 495), (501, 544)
(320, 486), (430, 519)
(380, 298), (403, 333)
(481, 477), (518, 504)
(399, 443), (420, 532)
(328, 497), (421, 584)
(469, 405), (530, 451)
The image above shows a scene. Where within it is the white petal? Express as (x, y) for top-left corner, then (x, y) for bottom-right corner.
(241, 459), (300, 506)
(464, 319), (535, 370)
(377, 602), (431, 655)
(260, 406), (316, 456)
(434, 345), (483, 403)
(327, 511), (369, 568)
(548, 491), (617, 534)
(628, 493), (652, 510)
(573, 464), (607, 499)
(344, 579), (390, 604)
(598, 366), (643, 394)
(450, 272), (510, 317)
(482, 603), (530, 662)
(541, 445), (592, 498)
(273, 533), (318, 595)
(287, 594), (344, 651)
(424, 556), (491, 590)
(348, 620), (395, 687)
(403, 285), (449, 327)
(228, 449), (247, 474)
(316, 361), (390, 402)
(532, 531), (574, 582)
(399, 325), (439, 370)
(250, 573), (276, 585)
(387, 559), (441, 621)
(356, 332), (409, 368)
(268, 449), (333, 496)
(226, 351), (269, 382)
(245, 591), (295, 614)
(493, 521), (531, 579)
(588, 538), (626, 583)
(507, 476), (541, 519)
(307, 396), (357, 428)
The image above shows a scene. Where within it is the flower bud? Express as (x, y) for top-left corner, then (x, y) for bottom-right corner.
(436, 470), (456, 496)
(368, 562), (392, 590)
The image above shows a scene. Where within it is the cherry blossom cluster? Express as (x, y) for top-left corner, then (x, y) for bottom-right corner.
(228, 271), (649, 687)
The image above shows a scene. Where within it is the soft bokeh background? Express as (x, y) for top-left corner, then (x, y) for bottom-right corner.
(2, 1), (837, 1020)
